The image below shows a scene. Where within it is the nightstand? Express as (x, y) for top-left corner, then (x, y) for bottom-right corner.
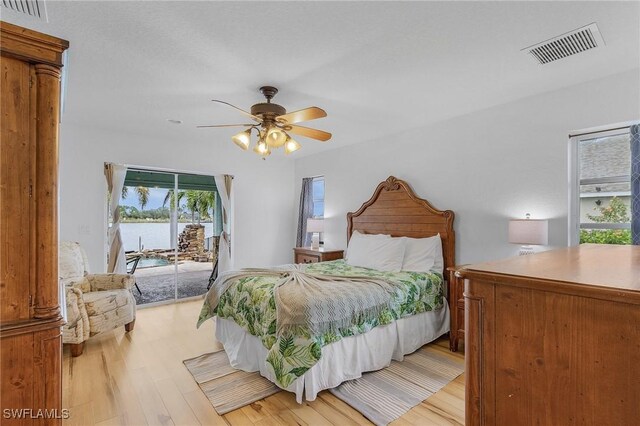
(447, 265), (467, 352)
(294, 247), (344, 264)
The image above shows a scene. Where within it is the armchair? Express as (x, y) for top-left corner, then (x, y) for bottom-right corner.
(60, 241), (136, 356)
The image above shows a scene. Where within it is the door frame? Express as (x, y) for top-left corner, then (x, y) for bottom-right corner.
(105, 163), (233, 306)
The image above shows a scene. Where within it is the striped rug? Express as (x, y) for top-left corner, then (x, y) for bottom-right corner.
(183, 344), (463, 423)
(329, 345), (464, 425)
(182, 351), (280, 414)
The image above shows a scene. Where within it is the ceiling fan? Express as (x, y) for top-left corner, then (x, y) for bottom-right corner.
(198, 86), (331, 158)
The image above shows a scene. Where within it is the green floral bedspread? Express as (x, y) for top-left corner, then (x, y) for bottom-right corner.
(197, 260), (444, 388)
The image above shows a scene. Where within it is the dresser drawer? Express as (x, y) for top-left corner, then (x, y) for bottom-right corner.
(297, 254), (320, 264)
(293, 247), (344, 264)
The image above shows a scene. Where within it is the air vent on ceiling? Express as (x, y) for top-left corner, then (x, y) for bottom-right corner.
(1, 0), (47, 21)
(523, 23), (604, 65)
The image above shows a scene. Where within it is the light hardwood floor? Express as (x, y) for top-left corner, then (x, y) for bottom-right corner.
(63, 299), (465, 426)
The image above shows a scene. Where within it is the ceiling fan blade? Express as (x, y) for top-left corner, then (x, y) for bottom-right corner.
(197, 124), (255, 128)
(276, 107), (327, 125)
(211, 100), (260, 121)
(286, 125), (332, 141)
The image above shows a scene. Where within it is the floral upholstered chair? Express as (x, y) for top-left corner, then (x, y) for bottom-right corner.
(60, 241), (136, 356)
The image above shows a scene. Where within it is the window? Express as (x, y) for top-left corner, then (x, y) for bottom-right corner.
(569, 127), (631, 245)
(311, 176), (325, 218)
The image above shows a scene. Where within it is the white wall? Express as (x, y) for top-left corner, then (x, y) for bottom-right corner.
(294, 70), (640, 265)
(59, 124), (296, 273)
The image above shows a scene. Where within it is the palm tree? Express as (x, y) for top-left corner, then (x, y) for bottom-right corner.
(197, 191), (217, 224)
(185, 190), (205, 224)
(199, 191), (216, 222)
(162, 189), (185, 211)
(121, 186), (150, 210)
(163, 189), (215, 224)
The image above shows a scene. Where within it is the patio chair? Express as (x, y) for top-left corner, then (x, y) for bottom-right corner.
(206, 257), (219, 291)
(206, 236), (220, 291)
(125, 252), (143, 294)
(60, 241), (137, 356)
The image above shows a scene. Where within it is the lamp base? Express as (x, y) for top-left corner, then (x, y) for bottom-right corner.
(519, 245), (535, 256)
(311, 233), (320, 250)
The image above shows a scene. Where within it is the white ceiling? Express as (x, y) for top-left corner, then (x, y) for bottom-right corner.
(3, 1), (639, 157)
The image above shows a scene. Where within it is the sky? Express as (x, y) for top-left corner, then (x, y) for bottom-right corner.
(120, 187), (171, 210)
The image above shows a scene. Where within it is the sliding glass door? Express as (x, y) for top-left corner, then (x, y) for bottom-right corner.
(176, 174), (217, 301)
(118, 168), (220, 306)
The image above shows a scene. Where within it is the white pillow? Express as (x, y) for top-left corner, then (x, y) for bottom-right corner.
(346, 231), (390, 260)
(400, 234), (444, 274)
(351, 230), (390, 240)
(346, 233), (406, 272)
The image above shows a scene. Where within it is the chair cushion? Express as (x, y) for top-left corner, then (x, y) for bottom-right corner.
(88, 305), (135, 337)
(83, 289), (131, 317)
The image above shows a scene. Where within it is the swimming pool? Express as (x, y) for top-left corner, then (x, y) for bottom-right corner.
(137, 257), (171, 268)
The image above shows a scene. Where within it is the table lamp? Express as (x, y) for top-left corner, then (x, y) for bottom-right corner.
(508, 213), (548, 255)
(306, 219), (324, 249)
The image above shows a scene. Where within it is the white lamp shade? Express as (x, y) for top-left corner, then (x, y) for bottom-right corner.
(508, 219), (548, 245)
(266, 127), (287, 148)
(231, 130), (251, 150)
(284, 137), (301, 154)
(306, 218), (324, 233)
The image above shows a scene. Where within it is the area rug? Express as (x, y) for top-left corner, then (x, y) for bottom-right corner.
(182, 351), (280, 414)
(183, 345), (463, 423)
(329, 345), (464, 425)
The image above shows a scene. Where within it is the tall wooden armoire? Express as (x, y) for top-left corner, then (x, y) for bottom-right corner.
(1, 22), (69, 424)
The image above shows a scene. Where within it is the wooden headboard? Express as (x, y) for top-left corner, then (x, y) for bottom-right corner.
(347, 176), (456, 272)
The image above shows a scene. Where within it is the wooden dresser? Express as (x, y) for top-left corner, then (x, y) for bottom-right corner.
(1, 22), (69, 424)
(293, 247), (344, 264)
(460, 244), (640, 426)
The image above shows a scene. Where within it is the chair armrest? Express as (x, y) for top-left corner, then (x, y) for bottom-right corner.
(65, 287), (83, 323)
(87, 274), (135, 292)
(63, 287), (90, 342)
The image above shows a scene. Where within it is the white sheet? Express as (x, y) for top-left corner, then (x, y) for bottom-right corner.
(215, 305), (450, 403)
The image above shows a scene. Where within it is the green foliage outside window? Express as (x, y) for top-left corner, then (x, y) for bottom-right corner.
(119, 187), (216, 223)
(580, 197), (631, 245)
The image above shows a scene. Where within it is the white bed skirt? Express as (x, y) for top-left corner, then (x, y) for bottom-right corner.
(215, 305), (450, 403)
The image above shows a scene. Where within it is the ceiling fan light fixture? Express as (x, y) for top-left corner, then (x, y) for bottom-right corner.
(231, 129), (252, 150)
(265, 126), (287, 148)
(253, 139), (270, 156)
(284, 137), (301, 154)
(201, 86), (330, 159)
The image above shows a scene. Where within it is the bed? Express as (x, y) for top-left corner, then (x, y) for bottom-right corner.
(198, 176), (456, 402)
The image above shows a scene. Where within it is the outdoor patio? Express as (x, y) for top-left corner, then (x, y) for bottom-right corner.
(132, 260), (213, 305)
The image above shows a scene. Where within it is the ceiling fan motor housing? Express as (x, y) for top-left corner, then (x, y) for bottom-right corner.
(251, 102), (286, 118)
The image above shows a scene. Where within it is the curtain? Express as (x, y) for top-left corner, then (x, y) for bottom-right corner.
(631, 124), (639, 245)
(214, 174), (233, 274)
(296, 178), (314, 247)
(104, 163), (127, 273)
(214, 191), (223, 236)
